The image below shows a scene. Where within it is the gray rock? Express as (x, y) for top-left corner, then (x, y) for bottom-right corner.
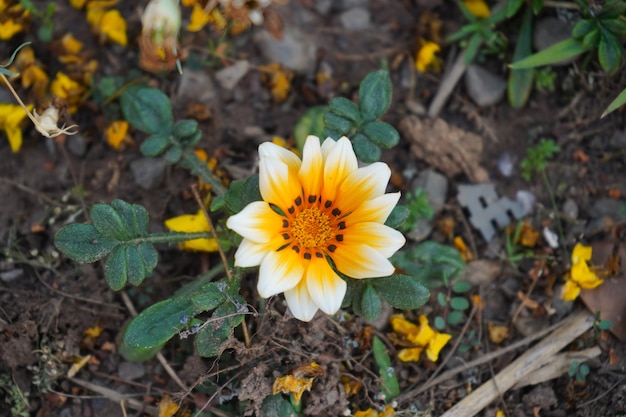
(522, 385), (557, 409)
(339, 7), (371, 30)
(514, 316), (549, 337)
(407, 169), (448, 241)
(175, 69), (217, 108)
(215, 60), (250, 90)
(66, 134), (88, 157)
(0, 269), (23, 283)
(117, 361), (145, 381)
(588, 198), (626, 222)
(130, 157), (166, 190)
(562, 198), (579, 220)
(464, 64), (507, 107)
(533, 17), (576, 66)
(313, 0), (333, 14)
(253, 28), (317, 73)
(340, 0), (368, 9)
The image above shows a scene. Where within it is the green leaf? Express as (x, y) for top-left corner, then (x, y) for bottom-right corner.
(361, 121), (400, 149)
(164, 145), (183, 164)
(582, 28), (600, 50)
(195, 299), (245, 357)
(508, 7), (534, 109)
(123, 296), (203, 350)
(110, 199), (149, 238)
(452, 281), (472, 293)
(384, 205), (410, 229)
(372, 336), (399, 400)
(358, 70), (392, 121)
(450, 296), (470, 310)
(324, 112), (354, 134)
(125, 245), (148, 286)
(329, 97), (361, 123)
(402, 241), (466, 283)
(172, 119), (198, 139)
(191, 282), (227, 311)
(294, 106), (327, 153)
(597, 319), (613, 330)
(140, 133), (171, 157)
(120, 85), (173, 135)
(360, 284), (382, 321)
(505, 0), (523, 17)
(224, 174), (261, 214)
(55, 224), (118, 263)
(138, 242), (158, 272)
(601, 18), (626, 37)
(104, 246), (127, 290)
(447, 310), (465, 326)
(90, 203), (131, 240)
(437, 292), (447, 306)
(572, 19), (595, 39)
(598, 30), (622, 74)
(352, 133), (381, 163)
(118, 322), (163, 362)
(434, 316), (446, 330)
(532, 0), (543, 13)
(602, 87), (626, 117)
(464, 32), (482, 65)
(324, 127), (344, 140)
(260, 395), (298, 417)
(509, 38), (588, 69)
(181, 130), (202, 147)
(372, 274), (429, 310)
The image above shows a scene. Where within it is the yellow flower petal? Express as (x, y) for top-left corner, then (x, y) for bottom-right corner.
(408, 315), (436, 346)
(426, 332), (452, 362)
(416, 40), (441, 73)
(0, 104), (31, 153)
(187, 4), (210, 32)
(390, 315), (420, 338)
(272, 364), (322, 404)
(332, 242), (396, 279)
(397, 347), (424, 362)
(463, 0), (490, 18)
(562, 279), (581, 301)
(284, 279), (319, 321)
(61, 33), (84, 54)
(257, 247), (305, 298)
(305, 257), (346, 315)
(21, 66), (49, 98)
(0, 20), (24, 40)
(70, 0), (87, 9)
(99, 9), (128, 46)
(5, 126), (24, 153)
(335, 162), (391, 214)
(164, 210), (218, 252)
(105, 120), (129, 150)
(571, 243), (592, 264)
(354, 408), (381, 417)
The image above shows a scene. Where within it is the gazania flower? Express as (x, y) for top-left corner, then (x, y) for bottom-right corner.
(226, 136), (405, 321)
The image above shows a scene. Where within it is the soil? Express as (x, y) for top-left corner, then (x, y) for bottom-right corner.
(1, 1), (626, 417)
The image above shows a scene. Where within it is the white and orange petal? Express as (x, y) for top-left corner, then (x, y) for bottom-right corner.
(258, 249), (305, 298)
(233, 239), (271, 267)
(226, 201), (283, 243)
(341, 222), (405, 258)
(322, 137), (358, 202)
(259, 156), (301, 209)
(305, 257), (346, 315)
(335, 162), (391, 214)
(259, 140), (301, 172)
(299, 135), (324, 199)
(348, 192), (401, 225)
(331, 243), (396, 279)
(284, 280), (319, 321)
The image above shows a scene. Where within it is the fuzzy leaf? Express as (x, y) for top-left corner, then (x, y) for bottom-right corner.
(352, 132), (381, 163)
(360, 284), (382, 321)
(385, 205), (410, 229)
(372, 274), (430, 310)
(54, 224), (118, 263)
(358, 70), (392, 121)
(361, 121), (400, 149)
(372, 336), (399, 400)
(140, 133), (171, 157)
(120, 85), (173, 134)
(328, 97), (361, 123)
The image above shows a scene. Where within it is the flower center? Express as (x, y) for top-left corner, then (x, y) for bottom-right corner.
(291, 206), (333, 249)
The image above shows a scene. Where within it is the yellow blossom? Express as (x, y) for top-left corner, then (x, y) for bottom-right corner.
(105, 120), (130, 150)
(272, 362), (323, 404)
(226, 136), (405, 321)
(0, 103), (33, 153)
(61, 33), (84, 55)
(463, 0), (490, 19)
(562, 243), (603, 301)
(50, 72), (85, 114)
(260, 63), (293, 102)
(415, 40), (441, 73)
(0, 19), (24, 40)
(354, 406), (396, 417)
(10, 46), (49, 98)
(390, 314), (451, 362)
(99, 9), (128, 46)
(164, 210), (219, 252)
(187, 4), (211, 31)
(69, 0), (87, 9)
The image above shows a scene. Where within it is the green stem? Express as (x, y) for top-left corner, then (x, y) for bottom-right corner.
(289, 394), (303, 415)
(125, 231), (214, 245)
(179, 150), (227, 196)
(541, 168), (566, 252)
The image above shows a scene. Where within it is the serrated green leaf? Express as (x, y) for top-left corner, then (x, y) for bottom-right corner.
(508, 7), (534, 109)
(140, 133), (171, 157)
(324, 112), (354, 134)
(191, 282), (227, 310)
(372, 336), (399, 400)
(173, 119), (198, 138)
(358, 70), (392, 121)
(598, 30), (622, 74)
(294, 106), (327, 153)
(329, 97), (361, 123)
(372, 274), (429, 310)
(602, 87), (626, 117)
(164, 145), (183, 164)
(452, 281), (472, 293)
(572, 19), (595, 39)
(123, 296), (203, 349)
(54, 223), (118, 263)
(91, 203), (131, 240)
(120, 85), (173, 134)
(510, 38), (587, 69)
(385, 205), (409, 229)
(450, 296), (470, 310)
(352, 133), (381, 163)
(447, 310), (465, 325)
(104, 246), (127, 290)
(361, 121), (400, 149)
(360, 284), (382, 321)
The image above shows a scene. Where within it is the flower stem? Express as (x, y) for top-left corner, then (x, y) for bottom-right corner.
(179, 149), (227, 196)
(124, 231), (213, 245)
(540, 168), (565, 252)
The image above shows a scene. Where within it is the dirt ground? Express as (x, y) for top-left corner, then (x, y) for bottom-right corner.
(1, 1), (626, 416)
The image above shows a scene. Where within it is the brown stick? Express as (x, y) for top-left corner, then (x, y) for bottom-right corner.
(439, 310), (594, 417)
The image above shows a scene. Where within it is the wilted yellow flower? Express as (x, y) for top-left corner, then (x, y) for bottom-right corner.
(99, 10), (127, 46)
(226, 136), (405, 321)
(140, 0), (182, 72)
(354, 406), (395, 417)
(0, 19), (23, 40)
(61, 33), (84, 56)
(390, 314), (452, 362)
(164, 210), (219, 252)
(10, 46), (49, 98)
(105, 120), (130, 150)
(69, 0), (87, 9)
(272, 362), (324, 404)
(0, 103), (32, 152)
(0, 3), (29, 40)
(415, 40), (441, 73)
(260, 63), (292, 102)
(50, 72), (85, 114)
(463, 0), (490, 19)
(562, 243), (603, 301)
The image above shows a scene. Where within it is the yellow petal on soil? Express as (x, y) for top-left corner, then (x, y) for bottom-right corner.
(425, 331), (451, 362)
(463, 0), (490, 18)
(415, 40), (441, 73)
(354, 408), (381, 417)
(84, 324), (103, 339)
(390, 314), (420, 338)
(67, 354), (92, 378)
(187, 4), (210, 31)
(99, 9), (128, 46)
(453, 236), (474, 261)
(105, 120), (129, 150)
(22, 66), (50, 98)
(407, 315), (436, 346)
(495, 410), (506, 417)
(164, 210), (219, 252)
(571, 261), (603, 289)
(181, 0), (196, 6)
(0, 20), (24, 40)
(0, 103), (31, 153)
(562, 278), (581, 301)
(571, 243), (592, 264)
(487, 322), (509, 344)
(61, 33), (84, 54)
(397, 346), (423, 362)
(158, 394), (179, 417)
(272, 374), (314, 404)
(69, 0), (87, 9)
